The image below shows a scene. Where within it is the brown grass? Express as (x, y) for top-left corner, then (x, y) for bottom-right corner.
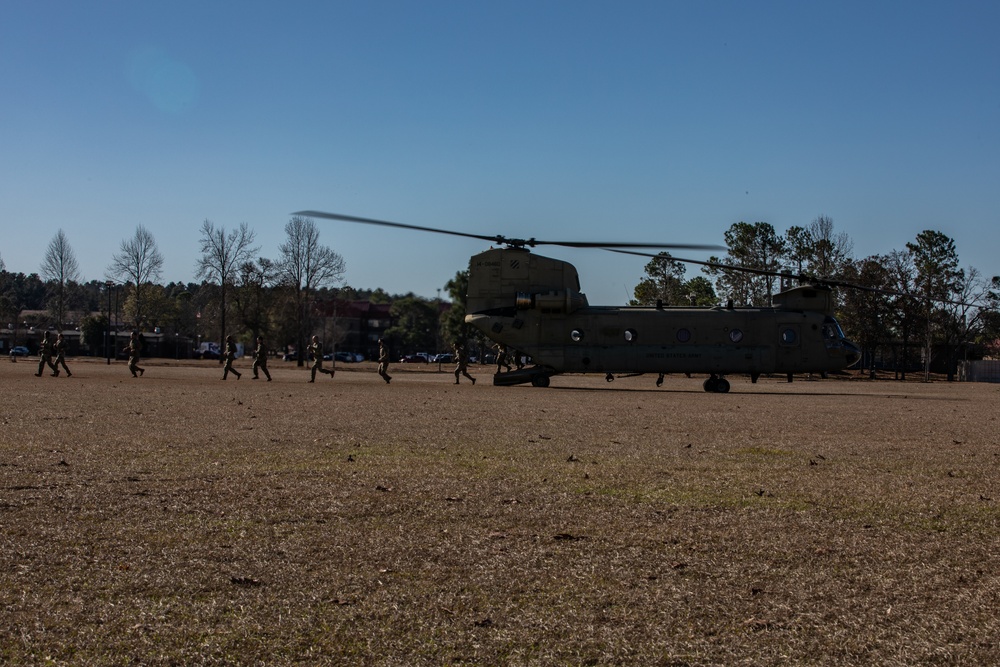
(2, 358), (999, 665)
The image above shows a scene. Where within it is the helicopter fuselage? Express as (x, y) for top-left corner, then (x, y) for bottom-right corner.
(463, 247), (860, 388)
(469, 304), (856, 375)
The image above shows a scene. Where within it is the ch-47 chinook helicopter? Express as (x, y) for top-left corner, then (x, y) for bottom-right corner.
(297, 211), (862, 393)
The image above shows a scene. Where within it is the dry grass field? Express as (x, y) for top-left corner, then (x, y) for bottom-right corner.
(2, 356), (999, 666)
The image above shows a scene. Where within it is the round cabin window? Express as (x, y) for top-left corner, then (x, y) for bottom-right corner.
(571, 329), (584, 342)
(676, 328), (691, 343)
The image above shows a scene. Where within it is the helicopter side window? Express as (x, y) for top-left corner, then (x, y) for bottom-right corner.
(571, 329), (584, 342)
(624, 329), (637, 342)
(676, 329), (691, 343)
(780, 327), (798, 345)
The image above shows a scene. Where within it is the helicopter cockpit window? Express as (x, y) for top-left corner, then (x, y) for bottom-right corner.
(624, 329), (637, 342)
(676, 328), (691, 343)
(822, 317), (846, 340)
(571, 329), (584, 342)
(822, 317), (848, 349)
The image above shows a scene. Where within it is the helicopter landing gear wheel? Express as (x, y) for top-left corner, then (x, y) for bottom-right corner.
(703, 375), (730, 393)
(531, 374), (550, 388)
(605, 373), (614, 383)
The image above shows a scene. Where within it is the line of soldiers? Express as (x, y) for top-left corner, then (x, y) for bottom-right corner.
(26, 331), (503, 387)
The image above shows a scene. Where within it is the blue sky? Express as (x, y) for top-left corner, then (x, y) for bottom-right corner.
(2, 1), (998, 305)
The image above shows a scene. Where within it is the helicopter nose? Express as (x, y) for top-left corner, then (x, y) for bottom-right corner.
(843, 340), (862, 368)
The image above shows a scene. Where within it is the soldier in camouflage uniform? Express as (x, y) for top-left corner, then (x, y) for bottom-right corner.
(54, 332), (72, 377)
(377, 338), (392, 384)
(252, 336), (271, 381)
(222, 335), (241, 380)
(126, 331), (145, 378)
(512, 348), (525, 370)
(35, 331), (58, 377)
(493, 342), (511, 374)
(453, 342), (475, 385)
(308, 335), (334, 382)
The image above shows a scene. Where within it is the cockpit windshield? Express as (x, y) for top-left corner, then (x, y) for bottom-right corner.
(822, 317), (846, 341)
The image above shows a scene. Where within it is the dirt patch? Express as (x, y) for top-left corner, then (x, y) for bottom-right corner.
(2, 359), (999, 664)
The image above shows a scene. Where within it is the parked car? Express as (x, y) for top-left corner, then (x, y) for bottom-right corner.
(9, 346), (30, 357)
(334, 351), (362, 362)
(432, 353), (454, 364)
(195, 342), (222, 360)
(400, 354), (429, 363)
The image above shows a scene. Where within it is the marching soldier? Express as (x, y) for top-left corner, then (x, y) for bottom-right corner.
(493, 342), (511, 374)
(453, 342), (475, 385)
(126, 331), (145, 377)
(252, 335), (271, 381)
(308, 335), (334, 382)
(35, 331), (58, 377)
(222, 335), (241, 380)
(512, 348), (525, 371)
(54, 332), (72, 377)
(377, 338), (392, 384)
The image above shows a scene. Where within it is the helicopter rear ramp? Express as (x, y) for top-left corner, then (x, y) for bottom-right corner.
(492, 367), (554, 387)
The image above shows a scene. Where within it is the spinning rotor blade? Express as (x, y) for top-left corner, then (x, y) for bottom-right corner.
(295, 210), (724, 252)
(605, 248), (794, 281)
(606, 249), (975, 306)
(295, 211), (508, 245)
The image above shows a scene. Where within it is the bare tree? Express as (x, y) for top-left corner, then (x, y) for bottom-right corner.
(808, 215), (854, 279)
(40, 229), (82, 329)
(233, 257), (276, 341)
(107, 225), (164, 328)
(277, 216), (346, 365)
(195, 220), (259, 352)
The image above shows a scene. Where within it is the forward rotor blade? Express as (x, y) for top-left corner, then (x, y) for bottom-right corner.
(606, 249), (977, 306)
(295, 210), (723, 251)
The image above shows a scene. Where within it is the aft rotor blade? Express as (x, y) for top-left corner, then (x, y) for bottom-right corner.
(605, 248), (783, 277)
(294, 211), (508, 245)
(544, 240), (724, 251)
(296, 210), (723, 251)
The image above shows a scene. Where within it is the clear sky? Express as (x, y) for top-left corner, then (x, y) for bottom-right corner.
(2, 1), (998, 305)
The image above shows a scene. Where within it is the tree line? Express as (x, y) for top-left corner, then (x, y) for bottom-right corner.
(2, 216), (439, 364)
(629, 215), (1000, 379)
